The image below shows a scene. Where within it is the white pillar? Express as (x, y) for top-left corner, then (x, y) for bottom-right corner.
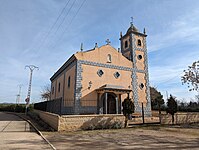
(116, 96), (118, 114)
(105, 92), (107, 114)
(120, 94), (122, 114)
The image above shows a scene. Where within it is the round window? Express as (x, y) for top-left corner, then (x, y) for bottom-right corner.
(137, 55), (142, 60)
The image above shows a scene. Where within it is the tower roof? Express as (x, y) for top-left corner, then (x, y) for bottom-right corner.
(126, 23), (139, 34)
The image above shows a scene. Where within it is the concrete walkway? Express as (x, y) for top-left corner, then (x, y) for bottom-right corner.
(0, 112), (52, 150)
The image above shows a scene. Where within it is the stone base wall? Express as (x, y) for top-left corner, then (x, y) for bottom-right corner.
(33, 109), (60, 131)
(59, 114), (125, 131)
(161, 112), (199, 124)
(129, 117), (159, 125)
(33, 109), (125, 131)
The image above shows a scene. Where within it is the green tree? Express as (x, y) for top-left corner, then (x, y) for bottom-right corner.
(167, 95), (178, 124)
(181, 60), (199, 92)
(155, 94), (164, 117)
(150, 86), (165, 113)
(122, 93), (134, 128)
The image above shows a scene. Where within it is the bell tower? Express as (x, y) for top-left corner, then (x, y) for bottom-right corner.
(120, 22), (151, 116)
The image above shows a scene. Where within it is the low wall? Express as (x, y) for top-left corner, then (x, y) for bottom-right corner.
(161, 112), (199, 124)
(59, 114), (125, 131)
(33, 109), (60, 131)
(33, 109), (125, 131)
(129, 117), (159, 125)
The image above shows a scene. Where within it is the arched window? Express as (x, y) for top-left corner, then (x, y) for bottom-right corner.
(124, 40), (128, 48)
(137, 39), (142, 46)
(107, 54), (112, 63)
(52, 87), (54, 94)
(68, 76), (71, 88)
(58, 82), (60, 92)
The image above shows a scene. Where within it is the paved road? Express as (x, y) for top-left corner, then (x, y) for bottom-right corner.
(0, 112), (52, 150)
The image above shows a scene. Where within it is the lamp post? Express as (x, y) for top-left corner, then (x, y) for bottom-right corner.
(16, 84), (23, 105)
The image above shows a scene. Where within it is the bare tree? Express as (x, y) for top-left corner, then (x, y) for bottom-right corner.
(41, 84), (51, 101)
(181, 60), (199, 92)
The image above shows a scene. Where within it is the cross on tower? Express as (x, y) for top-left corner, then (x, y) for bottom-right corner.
(131, 17), (134, 25)
(106, 39), (111, 45)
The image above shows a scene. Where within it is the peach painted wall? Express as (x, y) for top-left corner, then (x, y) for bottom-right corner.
(75, 45), (132, 68)
(75, 45), (133, 106)
(63, 64), (76, 106)
(135, 51), (145, 70)
(136, 72), (147, 106)
(51, 63), (76, 107)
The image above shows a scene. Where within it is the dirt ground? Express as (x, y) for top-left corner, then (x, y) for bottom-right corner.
(43, 125), (199, 150)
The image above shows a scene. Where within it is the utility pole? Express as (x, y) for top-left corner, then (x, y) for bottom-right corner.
(166, 91), (169, 100)
(16, 84), (23, 105)
(25, 65), (39, 115)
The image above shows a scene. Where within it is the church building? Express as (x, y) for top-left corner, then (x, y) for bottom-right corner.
(50, 23), (151, 116)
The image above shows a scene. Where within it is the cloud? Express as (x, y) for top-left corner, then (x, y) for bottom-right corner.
(148, 10), (199, 52)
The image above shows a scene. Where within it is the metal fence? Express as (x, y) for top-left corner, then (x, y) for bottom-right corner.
(34, 98), (62, 115)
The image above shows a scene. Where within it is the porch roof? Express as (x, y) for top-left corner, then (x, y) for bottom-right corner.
(96, 84), (131, 94)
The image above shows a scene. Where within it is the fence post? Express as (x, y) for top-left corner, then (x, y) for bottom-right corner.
(142, 102), (145, 124)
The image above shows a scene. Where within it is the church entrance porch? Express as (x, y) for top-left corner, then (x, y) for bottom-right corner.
(96, 84), (131, 114)
(101, 93), (117, 114)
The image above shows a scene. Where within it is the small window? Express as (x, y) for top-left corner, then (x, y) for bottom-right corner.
(138, 39), (142, 46)
(137, 54), (143, 60)
(107, 54), (112, 63)
(52, 87), (54, 94)
(114, 72), (120, 79)
(139, 83), (144, 90)
(68, 76), (70, 88)
(58, 83), (60, 92)
(97, 69), (104, 77)
(125, 40), (128, 48)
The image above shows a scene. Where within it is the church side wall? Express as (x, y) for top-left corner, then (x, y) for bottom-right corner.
(63, 64), (76, 107)
(50, 61), (76, 114)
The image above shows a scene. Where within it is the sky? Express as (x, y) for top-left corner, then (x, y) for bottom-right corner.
(0, 0), (198, 104)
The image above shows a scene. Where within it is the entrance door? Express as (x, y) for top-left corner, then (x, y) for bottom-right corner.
(107, 94), (116, 114)
(102, 93), (116, 114)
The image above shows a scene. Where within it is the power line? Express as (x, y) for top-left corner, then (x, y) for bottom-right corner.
(157, 72), (183, 85)
(37, 0), (71, 50)
(53, 0), (77, 36)
(52, 0), (86, 48)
